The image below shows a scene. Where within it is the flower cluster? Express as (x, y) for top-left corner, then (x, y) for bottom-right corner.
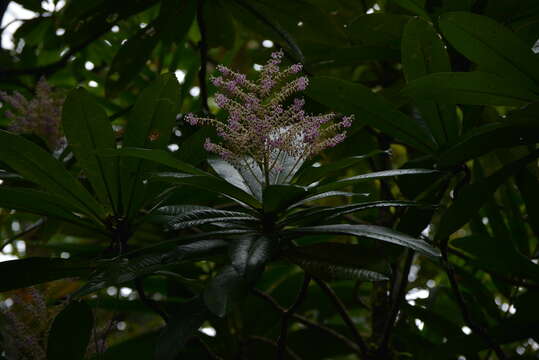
(0, 77), (65, 150)
(185, 50), (353, 186)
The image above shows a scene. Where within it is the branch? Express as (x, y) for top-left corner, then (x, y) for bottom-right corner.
(377, 249), (414, 354)
(196, 0), (210, 114)
(312, 277), (369, 356)
(276, 274), (311, 359)
(251, 288), (362, 356)
(440, 239), (507, 360)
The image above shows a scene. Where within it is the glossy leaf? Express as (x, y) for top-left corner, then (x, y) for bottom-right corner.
(263, 184), (309, 213)
(47, 301), (93, 360)
(230, 235), (276, 282)
(290, 224), (440, 257)
(62, 88), (119, 210)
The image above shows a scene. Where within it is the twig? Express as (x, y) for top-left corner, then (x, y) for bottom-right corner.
(276, 274), (311, 359)
(378, 249), (414, 354)
(440, 238), (507, 360)
(134, 277), (169, 323)
(196, 0), (210, 114)
(248, 336), (302, 360)
(0, 219), (44, 252)
(312, 277), (369, 356)
(251, 288), (362, 356)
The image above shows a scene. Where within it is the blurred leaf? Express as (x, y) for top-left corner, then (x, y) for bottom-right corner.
(62, 88), (119, 210)
(402, 18), (459, 146)
(0, 130), (106, 221)
(347, 14), (410, 48)
(290, 224), (440, 257)
(403, 72), (539, 106)
(393, 0), (429, 18)
(516, 168), (539, 237)
(204, 0), (236, 49)
(439, 11), (539, 91)
(47, 301), (93, 360)
(0, 258), (94, 292)
(307, 77), (437, 153)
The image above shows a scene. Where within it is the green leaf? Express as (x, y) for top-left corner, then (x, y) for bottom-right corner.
(402, 18), (459, 146)
(347, 14), (410, 48)
(263, 184), (309, 214)
(289, 224), (440, 257)
(307, 76), (436, 153)
(208, 158), (258, 198)
(284, 200), (429, 225)
(284, 243), (390, 281)
(317, 168), (438, 192)
(435, 150), (539, 241)
(203, 265), (247, 317)
(286, 191), (368, 210)
(230, 235), (276, 282)
(166, 207), (257, 230)
(154, 297), (209, 360)
(437, 122), (539, 168)
(0, 130), (106, 221)
(151, 172), (260, 209)
(121, 74), (181, 218)
(72, 240), (227, 297)
(393, 0), (429, 18)
(62, 88), (119, 211)
(295, 150), (389, 185)
(439, 11), (539, 91)
(403, 72), (539, 106)
(100, 147), (206, 175)
(0, 258), (94, 292)
(0, 187), (96, 227)
(47, 301), (93, 360)
(105, 0), (196, 96)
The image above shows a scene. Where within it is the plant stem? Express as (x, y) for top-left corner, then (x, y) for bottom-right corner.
(276, 274), (311, 359)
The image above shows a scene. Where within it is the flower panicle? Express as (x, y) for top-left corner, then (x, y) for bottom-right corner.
(185, 50), (354, 185)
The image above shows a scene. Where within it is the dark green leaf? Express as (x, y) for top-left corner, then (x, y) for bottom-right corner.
(47, 301), (93, 360)
(347, 14), (410, 48)
(155, 297), (208, 360)
(203, 265), (247, 317)
(402, 18), (459, 146)
(0, 130), (106, 221)
(285, 243), (390, 281)
(0, 257), (94, 292)
(263, 184), (309, 213)
(440, 11), (539, 91)
(230, 235), (276, 282)
(121, 74), (181, 218)
(307, 77), (436, 153)
(435, 150), (539, 241)
(403, 72), (539, 106)
(290, 224), (440, 257)
(62, 88), (119, 210)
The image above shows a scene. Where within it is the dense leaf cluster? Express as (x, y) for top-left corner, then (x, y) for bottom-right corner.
(0, 0), (538, 359)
